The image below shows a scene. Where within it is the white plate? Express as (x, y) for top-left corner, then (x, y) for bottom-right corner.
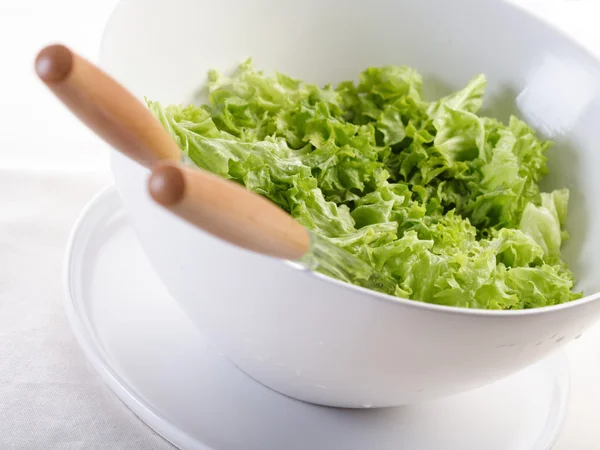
(64, 186), (571, 450)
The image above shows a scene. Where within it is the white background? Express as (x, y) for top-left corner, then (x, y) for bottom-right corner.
(1, 0), (600, 448)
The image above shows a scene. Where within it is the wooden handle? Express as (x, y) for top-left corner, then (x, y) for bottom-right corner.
(148, 161), (311, 261)
(35, 44), (181, 168)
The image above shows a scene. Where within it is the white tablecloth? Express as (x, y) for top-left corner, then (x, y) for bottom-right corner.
(0, 170), (173, 449)
(1, 1), (600, 448)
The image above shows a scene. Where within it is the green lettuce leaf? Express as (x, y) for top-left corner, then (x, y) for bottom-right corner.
(147, 61), (582, 309)
(519, 189), (571, 263)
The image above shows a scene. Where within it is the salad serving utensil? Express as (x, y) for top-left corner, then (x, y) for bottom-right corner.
(35, 44), (396, 295)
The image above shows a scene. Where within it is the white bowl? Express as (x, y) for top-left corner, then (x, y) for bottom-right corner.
(100, 0), (600, 408)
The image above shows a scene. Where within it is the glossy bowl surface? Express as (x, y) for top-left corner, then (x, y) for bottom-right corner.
(101, 0), (600, 407)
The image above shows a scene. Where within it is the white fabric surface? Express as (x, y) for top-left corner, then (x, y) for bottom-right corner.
(0, 170), (172, 449)
(1, 0), (600, 448)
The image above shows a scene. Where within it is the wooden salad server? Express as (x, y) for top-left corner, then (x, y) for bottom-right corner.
(148, 161), (397, 295)
(35, 44), (396, 295)
(35, 44), (180, 167)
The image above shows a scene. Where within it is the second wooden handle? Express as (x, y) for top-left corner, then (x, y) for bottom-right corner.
(148, 162), (311, 261)
(35, 44), (181, 168)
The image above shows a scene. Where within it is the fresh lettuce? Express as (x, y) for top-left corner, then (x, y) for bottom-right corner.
(147, 60), (582, 309)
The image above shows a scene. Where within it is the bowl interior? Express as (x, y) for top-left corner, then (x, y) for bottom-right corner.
(101, 0), (600, 297)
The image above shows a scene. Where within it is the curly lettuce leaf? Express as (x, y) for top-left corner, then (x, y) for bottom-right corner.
(147, 62), (582, 309)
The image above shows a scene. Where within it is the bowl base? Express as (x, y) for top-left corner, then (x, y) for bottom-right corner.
(64, 186), (570, 450)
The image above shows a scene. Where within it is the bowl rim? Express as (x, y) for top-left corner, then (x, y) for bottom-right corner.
(99, 0), (600, 318)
